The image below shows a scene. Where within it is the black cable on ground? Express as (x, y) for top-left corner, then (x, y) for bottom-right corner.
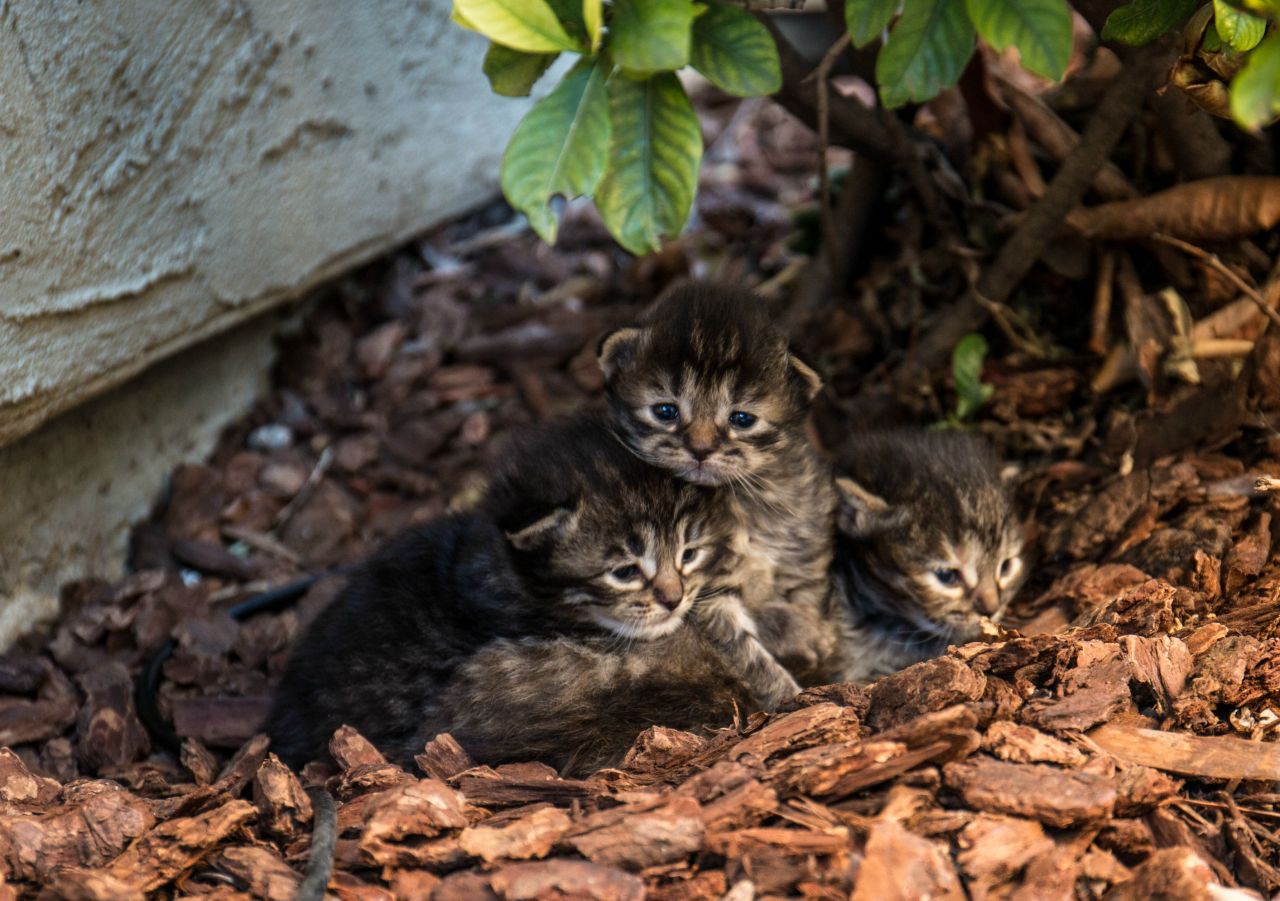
(296, 786), (339, 901)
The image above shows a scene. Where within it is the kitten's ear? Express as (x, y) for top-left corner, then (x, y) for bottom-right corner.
(506, 506), (580, 551)
(834, 477), (894, 538)
(787, 354), (823, 402)
(597, 327), (643, 380)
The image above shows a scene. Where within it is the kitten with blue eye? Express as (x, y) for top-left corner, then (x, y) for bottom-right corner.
(829, 429), (1026, 681)
(266, 412), (741, 767)
(599, 281), (840, 696)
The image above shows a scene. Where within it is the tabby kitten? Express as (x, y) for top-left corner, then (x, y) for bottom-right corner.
(600, 281), (840, 691)
(421, 629), (758, 776)
(266, 412), (737, 767)
(830, 430), (1026, 681)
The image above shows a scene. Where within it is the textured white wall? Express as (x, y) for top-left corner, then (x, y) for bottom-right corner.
(0, 0), (525, 446)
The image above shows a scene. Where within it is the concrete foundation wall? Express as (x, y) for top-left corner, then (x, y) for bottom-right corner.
(0, 1), (535, 645)
(0, 0), (524, 446)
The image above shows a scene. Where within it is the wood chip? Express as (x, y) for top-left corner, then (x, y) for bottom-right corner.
(1090, 721), (1280, 781)
(944, 757), (1117, 827)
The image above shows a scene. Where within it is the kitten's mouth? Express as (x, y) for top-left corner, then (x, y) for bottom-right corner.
(678, 458), (729, 486)
(587, 605), (689, 640)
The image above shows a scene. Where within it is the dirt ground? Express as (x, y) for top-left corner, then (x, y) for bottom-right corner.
(3, 74), (1280, 899)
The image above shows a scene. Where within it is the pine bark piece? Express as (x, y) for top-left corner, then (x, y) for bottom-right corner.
(214, 846), (301, 901)
(729, 702), (861, 766)
(254, 753), (314, 842)
(458, 805), (571, 862)
(451, 765), (600, 807)
(704, 827), (851, 857)
(1121, 635), (1192, 715)
(357, 779), (469, 870)
(1023, 656), (1135, 733)
(866, 657), (986, 732)
(567, 796), (704, 871)
(944, 757), (1117, 828)
(1104, 847), (1260, 900)
(955, 814), (1054, 894)
(41, 871), (145, 901)
(851, 820), (965, 901)
(180, 738), (219, 786)
(982, 721), (1087, 767)
(330, 725), (388, 771)
(488, 859), (645, 901)
(416, 733), (478, 781)
(0, 746), (60, 806)
(0, 780), (156, 881)
(57, 800), (256, 895)
(0, 696), (78, 747)
(1090, 721), (1280, 781)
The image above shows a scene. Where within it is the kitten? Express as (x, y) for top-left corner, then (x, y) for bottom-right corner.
(266, 412), (737, 767)
(421, 629), (756, 776)
(830, 429), (1026, 681)
(599, 281), (840, 692)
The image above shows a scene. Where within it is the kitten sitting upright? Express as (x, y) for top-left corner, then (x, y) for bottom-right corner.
(831, 429), (1026, 681)
(599, 282), (840, 695)
(266, 411), (738, 767)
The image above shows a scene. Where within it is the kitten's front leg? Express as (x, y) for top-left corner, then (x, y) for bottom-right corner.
(695, 592), (801, 710)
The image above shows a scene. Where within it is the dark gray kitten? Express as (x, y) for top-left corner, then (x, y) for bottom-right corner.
(830, 429), (1026, 681)
(266, 412), (738, 767)
(599, 281), (839, 699)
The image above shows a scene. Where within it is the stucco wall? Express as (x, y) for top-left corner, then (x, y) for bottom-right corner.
(0, 0), (526, 447)
(0, 1), (537, 646)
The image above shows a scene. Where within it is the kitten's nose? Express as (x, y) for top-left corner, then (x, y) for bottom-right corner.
(975, 580), (1001, 616)
(652, 570), (683, 611)
(685, 421), (719, 460)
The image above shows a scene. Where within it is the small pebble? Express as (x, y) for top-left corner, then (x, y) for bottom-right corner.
(247, 424), (293, 452)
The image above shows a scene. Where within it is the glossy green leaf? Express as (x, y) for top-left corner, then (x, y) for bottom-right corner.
(690, 4), (782, 96)
(1101, 0), (1196, 45)
(584, 0), (603, 50)
(453, 0), (580, 53)
(966, 0), (1072, 79)
(952, 333), (995, 421)
(500, 58), (612, 242)
(846, 0), (900, 48)
(611, 0), (697, 74)
(596, 73), (703, 255)
(876, 0), (976, 107)
(1230, 31), (1280, 127)
(1214, 0), (1268, 51)
(484, 43), (559, 96)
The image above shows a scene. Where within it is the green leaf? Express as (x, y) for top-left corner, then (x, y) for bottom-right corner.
(690, 4), (782, 96)
(584, 0), (603, 50)
(611, 0), (697, 74)
(846, 0), (900, 48)
(876, 0), (976, 108)
(501, 57), (612, 242)
(1101, 0), (1197, 45)
(1230, 31), (1280, 127)
(1214, 0), (1268, 51)
(966, 0), (1073, 80)
(453, 0), (580, 53)
(596, 73), (703, 255)
(952, 333), (994, 421)
(484, 43), (559, 96)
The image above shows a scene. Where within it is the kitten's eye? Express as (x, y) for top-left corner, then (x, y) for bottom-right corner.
(728, 411), (757, 429)
(933, 567), (962, 587)
(611, 564), (641, 582)
(681, 547), (703, 566)
(998, 556), (1021, 584)
(651, 403), (680, 422)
